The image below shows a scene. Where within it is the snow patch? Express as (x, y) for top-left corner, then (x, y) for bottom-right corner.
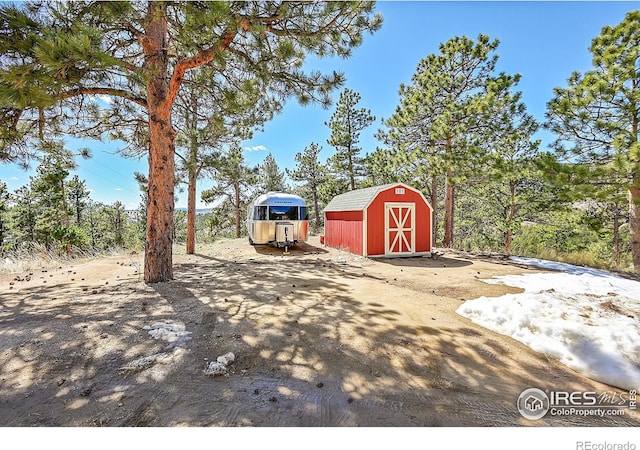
(456, 257), (640, 390)
(204, 352), (236, 377)
(217, 352), (235, 366)
(143, 322), (192, 349)
(203, 362), (228, 377)
(119, 352), (172, 372)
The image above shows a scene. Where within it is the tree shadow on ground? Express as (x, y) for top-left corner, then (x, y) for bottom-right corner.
(1, 247), (637, 427)
(374, 255), (473, 269)
(248, 240), (329, 256)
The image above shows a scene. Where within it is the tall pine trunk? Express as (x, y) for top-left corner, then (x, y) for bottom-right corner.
(143, 3), (175, 283)
(60, 178), (72, 256)
(612, 207), (621, 269)
(443, 171), (455, 248)
(430, 175), (438, 246)
(313, 189), (320, 234)
(629, 83), (639, 273)
(186, 166), (197, 254)
(629, 183), (640, 273)
(348, 148), (355, 191)
(185, 91), (199, 255)
(234, 180), (241, 238)
(505, 182), (516, 256)
(443, 137), (454, 248)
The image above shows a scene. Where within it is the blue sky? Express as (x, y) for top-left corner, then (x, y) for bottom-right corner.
(0, 1), (637, 210)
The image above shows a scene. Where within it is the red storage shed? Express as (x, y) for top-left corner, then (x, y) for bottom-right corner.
(323, 183), (433, 257)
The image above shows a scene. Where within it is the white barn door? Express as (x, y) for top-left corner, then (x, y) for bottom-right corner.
(384, 203), (415, 256)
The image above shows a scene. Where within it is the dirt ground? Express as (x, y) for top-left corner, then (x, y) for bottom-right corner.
(0, 236), (638, 427)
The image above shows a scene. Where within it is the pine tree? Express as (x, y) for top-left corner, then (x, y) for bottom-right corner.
(0, 2), (382, 282)
(172, 70), (278, 255)
(379, 34), (523, 248)
(202, 144), (258, 238)
(85, 199), (99, 249)
(106, 201), (126, 248)
(483, 88), (541, 254)
(538, 152), (631, 269)
(546, 10), (640, 272)
(259, 153), (288, 193)
(11, 185), (37, 245)
(287, 143), (328, 233)
(30, 150), (74, 251)
(0, 181), (9, 251)
(5, 171), (143, 253)
(67, 175), (89, 227)
(326, 88), (375, 191)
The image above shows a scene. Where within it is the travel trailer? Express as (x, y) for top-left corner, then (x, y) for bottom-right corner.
(246, 192), (309, 248)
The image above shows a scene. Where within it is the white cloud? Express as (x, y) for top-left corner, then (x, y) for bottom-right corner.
(244, 145), (267, 152)
(114, 188), (123, 191)
(98, 95), (113, 104)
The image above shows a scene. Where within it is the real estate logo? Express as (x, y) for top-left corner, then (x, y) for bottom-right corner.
(517, 387), (637, 421)
(517, 387), (550, 420)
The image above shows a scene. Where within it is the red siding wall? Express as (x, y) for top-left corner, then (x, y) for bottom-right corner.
(366, 186), (432, 256)
(324, 211), (364, 256)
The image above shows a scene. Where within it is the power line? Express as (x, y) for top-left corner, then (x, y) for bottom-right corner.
(90, 154), (146, 187)
(74, 160), (142, 198)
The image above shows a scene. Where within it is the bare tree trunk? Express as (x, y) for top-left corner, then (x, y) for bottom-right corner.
(629, 183), (640, 273)
(60, 178), (72, 256)
(505, 182), (516, 256)
(185, 92), (198, 255)
(443, 169), (454, 248)
(313, 189), (320, 234)
(186, 167), (197, 254)
(629, 89), (639, 273)
(88, 201), (96, 248)
(143, 3), (175, 283)
(443, 137), (454, 248)
(430, 175), (438, 246)
(235, 180), (241, 238)
(612, 206), (620, 269)
(348, 149), (355, 191)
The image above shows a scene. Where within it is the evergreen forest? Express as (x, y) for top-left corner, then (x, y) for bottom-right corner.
(0, 3), (637, 275)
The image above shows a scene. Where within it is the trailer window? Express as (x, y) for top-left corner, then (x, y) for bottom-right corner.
(300, 206), (309, 220)
(253, 206), (267, 220)
(269, 205), (299, 220)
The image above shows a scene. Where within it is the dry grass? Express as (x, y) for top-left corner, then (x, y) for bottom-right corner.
(0, 243), (125, 274)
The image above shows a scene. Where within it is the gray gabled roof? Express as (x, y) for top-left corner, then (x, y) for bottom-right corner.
(323, 183), (401, 212)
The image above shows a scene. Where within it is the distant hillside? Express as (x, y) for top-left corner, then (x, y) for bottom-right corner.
(175, 207), (212, 215)
(125, 207), (213, 218)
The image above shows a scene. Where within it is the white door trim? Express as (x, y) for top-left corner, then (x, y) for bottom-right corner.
(384, 202), (415, 256)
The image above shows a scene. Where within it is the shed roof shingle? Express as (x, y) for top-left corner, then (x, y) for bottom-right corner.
(323, 183), (401, 212)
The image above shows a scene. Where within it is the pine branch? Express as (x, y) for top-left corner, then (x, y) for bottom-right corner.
(59, 86), (147, 108)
